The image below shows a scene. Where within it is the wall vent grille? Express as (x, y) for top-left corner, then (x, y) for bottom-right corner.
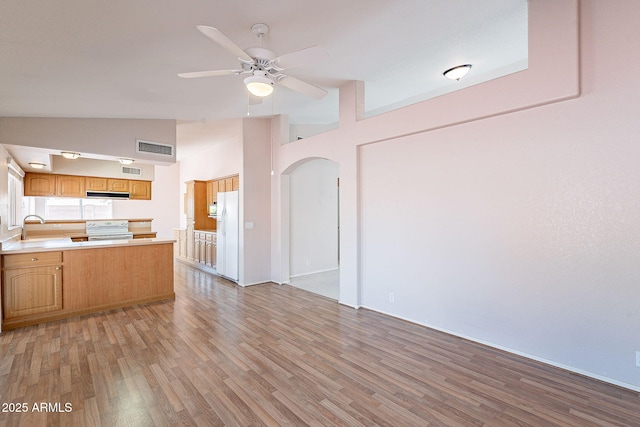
(136, 139), (174, 157)
(121, 166), (142, 176)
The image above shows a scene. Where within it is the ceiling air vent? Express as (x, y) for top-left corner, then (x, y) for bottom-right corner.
(136, 139), (174, 157)
(121, 165), (142, 176)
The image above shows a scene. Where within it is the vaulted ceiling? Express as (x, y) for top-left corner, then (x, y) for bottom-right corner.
(0, 0), (527, 126)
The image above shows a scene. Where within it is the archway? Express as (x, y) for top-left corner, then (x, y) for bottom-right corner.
(281, 157), (339, 299)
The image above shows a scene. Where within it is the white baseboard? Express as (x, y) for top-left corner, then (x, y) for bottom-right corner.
(362, 305), (640, 393)
(290, 267), (339, 279)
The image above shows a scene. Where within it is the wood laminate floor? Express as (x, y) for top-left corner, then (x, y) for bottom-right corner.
(0, 262), (639, 426)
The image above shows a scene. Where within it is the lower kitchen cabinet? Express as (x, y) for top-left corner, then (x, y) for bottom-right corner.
(133, 233), (157, 239)
(174, 228), (217, 270)
(1, 242), (174, 330)
(194, 231), (216, 267)
(186, 224), (195, 260)
(205, 233), (216, 268)
(2, 252), (63, 320)
(174, 228), (187, 258)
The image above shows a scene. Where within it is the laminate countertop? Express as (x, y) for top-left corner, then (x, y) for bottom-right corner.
(0, 237), (176, 255)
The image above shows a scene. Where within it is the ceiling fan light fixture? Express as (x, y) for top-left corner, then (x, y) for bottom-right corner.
(443, 64), (472, 80)
(244, 75), (274, 97)
(118, 158), (134, 165)
(61, 151), (80, 159)
(29, 162), (46, 169)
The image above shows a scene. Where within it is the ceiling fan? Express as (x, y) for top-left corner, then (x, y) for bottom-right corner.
(178, 23), (329, 100)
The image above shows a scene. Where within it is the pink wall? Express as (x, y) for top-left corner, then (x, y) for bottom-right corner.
(240, 118), (273, 286)
(271, 0), (640, 391)
(178, 120), (242, 229)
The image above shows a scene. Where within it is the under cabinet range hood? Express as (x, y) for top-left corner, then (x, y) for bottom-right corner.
(85, 191), (130, 199)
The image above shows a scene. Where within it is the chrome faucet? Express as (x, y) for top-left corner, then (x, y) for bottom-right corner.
(22, 214), (45, 240)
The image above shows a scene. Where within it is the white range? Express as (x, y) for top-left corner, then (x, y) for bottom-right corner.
(85, 220), (133, 241)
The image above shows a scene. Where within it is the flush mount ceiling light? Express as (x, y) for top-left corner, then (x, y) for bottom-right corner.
(61, 151), (80, 159)
(29, 162), (46, 169)
(443, 64), (472, 81)
(118, 158), (134, 165)
(244, 75), (274, 97)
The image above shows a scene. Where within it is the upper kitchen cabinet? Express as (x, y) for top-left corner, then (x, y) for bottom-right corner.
(24, 172), (151, 200)
(130, 180), (151, 200)
(85, 177), (129, 192)
(25, 173), (84, 197)
(56, 175), (85, 198)
(24, 173), (56, 196)
(206, 175), (239, 206)
(207, 180), (218, 205)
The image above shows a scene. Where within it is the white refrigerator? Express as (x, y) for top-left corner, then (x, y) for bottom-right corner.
(216, 191), (239, 281)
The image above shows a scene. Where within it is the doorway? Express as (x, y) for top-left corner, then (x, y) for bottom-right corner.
(286, 158), (339, 300)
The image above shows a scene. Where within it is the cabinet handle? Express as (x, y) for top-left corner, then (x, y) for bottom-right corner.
(55, 266), (61, 270)
(31, 257), (38, 261)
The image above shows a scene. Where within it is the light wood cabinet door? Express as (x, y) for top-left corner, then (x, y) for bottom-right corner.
(224, 178), (234, 192)
(186, 224), (195, 260)
(85, 177), (108, 191)
(56, 175), (85, 197)
(232, 176), (239, 191)
(130, 180), (151, 200)
(218, 180), (226, 192)
(207, 180), (218, 205)
(179, 230), (187, 258)
(24, 173), (56, 196)
(205, 241), (213, 267)
(107, 179), (129, 192)
(194, 233), (207, 264)
(3, 265), (62, 319)
(86, 177), (129, 192)
(185, 182), (195, 221)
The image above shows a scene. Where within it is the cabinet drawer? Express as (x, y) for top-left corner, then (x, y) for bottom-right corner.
(205, 233), (214, 242)
(4, 252), (63, 269)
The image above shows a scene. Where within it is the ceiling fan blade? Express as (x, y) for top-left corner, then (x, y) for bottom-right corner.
(196, 26), (253, 62)
(274, 46), (328, 69)
(278, 76), (327, 100)
(177, 69), (242, 78)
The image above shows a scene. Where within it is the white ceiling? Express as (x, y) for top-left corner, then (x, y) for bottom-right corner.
(0, 0), (527, 127)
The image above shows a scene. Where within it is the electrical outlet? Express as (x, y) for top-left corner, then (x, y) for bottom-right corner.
(636, 351), (640, 367)
(389, 293), (395, 303)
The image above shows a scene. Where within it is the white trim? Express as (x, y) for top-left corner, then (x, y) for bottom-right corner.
(289, 267), (339, 278)
(7, 157), (24, 177)
(238, 280), (276, 287)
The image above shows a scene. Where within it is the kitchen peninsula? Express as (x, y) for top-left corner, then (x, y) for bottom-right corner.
(1, 237), (174, 330)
